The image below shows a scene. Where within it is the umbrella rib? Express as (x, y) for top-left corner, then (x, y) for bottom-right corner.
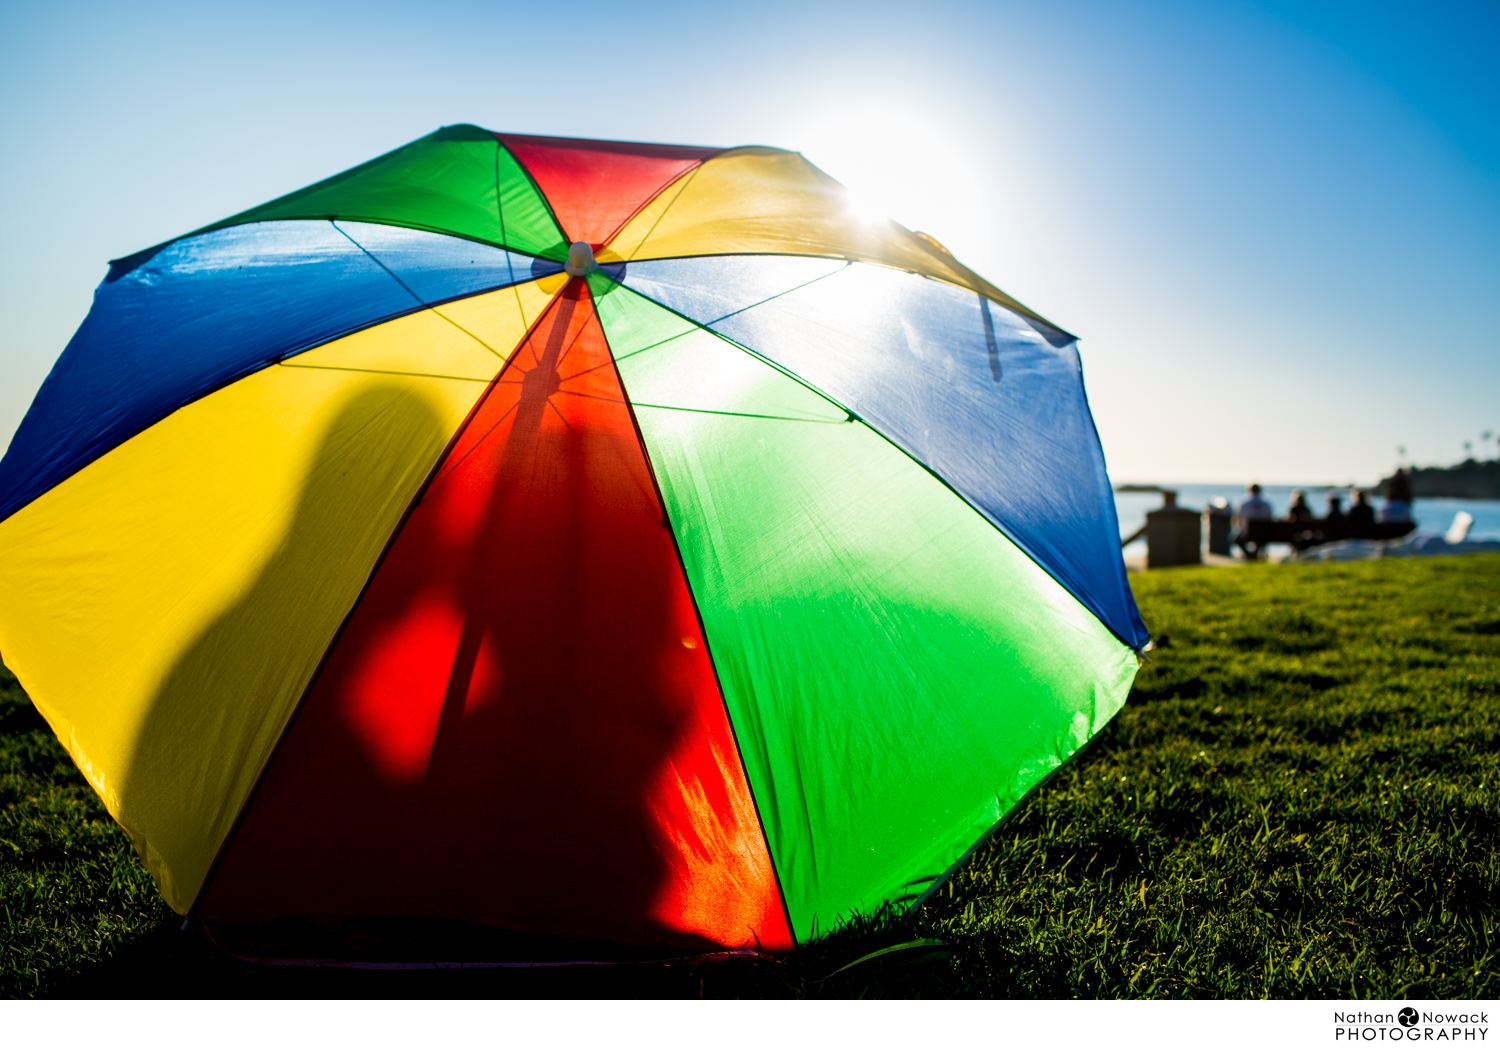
(330, 220), (426, 305)
(561, 332), (688, 379)
(331, 219), (518, 363)
(561, 355), (636, 384)
(275, 361), (493, 383)
(550, 307), (594, 374)
(493, 142), (514, 286)
(555, 263), (848, 385)
(593, 278), (855, 423)
(698, 261), (850, 327)
(629, 402), (853, 424)
(552, 388), (624, 406)
(558, 387), (852, 423)
(560, 386), (847, 424)
(428, 307), (522, 363)
(616, 163), (704, 262)
(425, 398), (522, 493)
(543, 398), (577, 433)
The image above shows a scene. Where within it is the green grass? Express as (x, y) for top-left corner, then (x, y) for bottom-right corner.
(3, 554), (1498, 997)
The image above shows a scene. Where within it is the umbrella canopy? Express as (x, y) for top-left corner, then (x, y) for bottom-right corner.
(0, 126), (1148, 957)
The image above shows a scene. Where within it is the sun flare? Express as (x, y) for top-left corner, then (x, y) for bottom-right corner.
(787, 95), (993, 243)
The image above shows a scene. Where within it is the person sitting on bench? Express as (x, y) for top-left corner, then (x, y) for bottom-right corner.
(1287, 490), (1314, 522)
(1381, 468), (1413, 523)
(1347, 489), (1375, 525)
(1235, 483), (1273, 559)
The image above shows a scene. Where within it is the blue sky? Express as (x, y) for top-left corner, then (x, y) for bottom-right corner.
(2, 0), (1495, 483)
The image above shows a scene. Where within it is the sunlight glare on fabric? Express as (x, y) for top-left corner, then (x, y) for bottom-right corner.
(786, 95), (995, 248)
(841, 185), (893, 230)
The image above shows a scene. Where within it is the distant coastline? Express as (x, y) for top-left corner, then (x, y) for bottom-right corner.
(1379, 460), (1500, 501)
(1118, 460), (1500, 502)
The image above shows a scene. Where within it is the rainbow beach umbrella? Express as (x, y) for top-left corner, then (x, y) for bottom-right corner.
(0, 126), (1148, 959)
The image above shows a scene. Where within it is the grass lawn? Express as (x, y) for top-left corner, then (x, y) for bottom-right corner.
(3, 554), (1497, 998)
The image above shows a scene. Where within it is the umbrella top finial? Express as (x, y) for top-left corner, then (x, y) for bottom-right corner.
(565, 241), (596, 277)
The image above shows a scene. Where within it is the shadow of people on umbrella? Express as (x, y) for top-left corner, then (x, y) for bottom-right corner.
(122, 381), (449, 914)
(169, 281), (773, 959)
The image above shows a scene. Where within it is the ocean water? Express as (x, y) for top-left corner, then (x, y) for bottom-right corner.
(1115, 483), (1500, 556)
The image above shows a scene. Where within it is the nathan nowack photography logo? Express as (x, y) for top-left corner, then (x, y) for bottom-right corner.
(1334, 1007), (1489, 1042)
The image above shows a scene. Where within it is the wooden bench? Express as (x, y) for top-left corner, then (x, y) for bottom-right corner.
(1241, 517), (1416, 551)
